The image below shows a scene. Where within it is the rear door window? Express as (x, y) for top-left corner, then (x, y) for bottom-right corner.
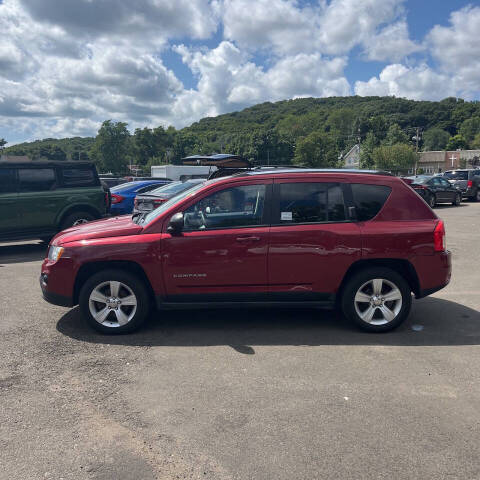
(0, 168), (17, 193)
(61, 167), (97, 187)
(277, 182), (347, 224)
(351, 184), (391, 221)
(18, 168), (56, 192)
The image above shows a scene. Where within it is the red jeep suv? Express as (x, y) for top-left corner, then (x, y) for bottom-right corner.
(40, 169), (451, 334)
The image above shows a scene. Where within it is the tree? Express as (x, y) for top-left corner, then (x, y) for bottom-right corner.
(471, 132), (480, 149)
(372, 143), (417, 172)
(422, 128), (450, 151)
(0, 138), (7, 151)
(359, 131), (378, 169)
(31, 144), (67, 161)
(384, 124), (408, 146)
(459, 117), (480, 146)
(445, 134), (467, 151)
(92, 120), (131, 173)
(293, 132), (338, 167)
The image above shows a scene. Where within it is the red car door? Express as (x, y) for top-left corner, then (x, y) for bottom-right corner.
(268, 178), (361, 302)
(161, 179), (272, 302)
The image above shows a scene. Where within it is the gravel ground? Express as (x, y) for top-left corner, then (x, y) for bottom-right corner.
(0, 202), (479, 480)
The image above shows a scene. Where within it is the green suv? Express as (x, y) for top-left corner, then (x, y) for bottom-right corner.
(0, 159), (107, 242)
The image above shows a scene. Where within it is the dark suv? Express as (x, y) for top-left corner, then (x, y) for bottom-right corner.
(1, 159), (107, 242)
(41, 169), (451, 334)
(443, 169), (480, 201)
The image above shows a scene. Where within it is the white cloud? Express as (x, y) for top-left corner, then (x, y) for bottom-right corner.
(19, 0), (218, 42)
(221, 0), (408, 57)
(362, 21), (422, 62)
(427, 5), (480, 96)
(172, 42), (350, 126)
(354, 64), (454, 100)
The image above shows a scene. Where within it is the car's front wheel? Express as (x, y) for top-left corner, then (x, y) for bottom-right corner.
(427, 193), (436, 208)
(341, 267), (412, 332)
(453, 192), (461, 206)
(79, 269), (150, 334)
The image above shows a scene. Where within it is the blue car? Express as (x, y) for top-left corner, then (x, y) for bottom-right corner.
(109, 180), (171, 215)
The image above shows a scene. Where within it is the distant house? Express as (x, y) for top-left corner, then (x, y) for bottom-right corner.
(342, 144), (360, 168)
(416, 149), (480, 174)
(416, 151), (446, 174)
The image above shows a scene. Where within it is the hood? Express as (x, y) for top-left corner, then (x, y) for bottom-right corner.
(52, 215), (143, 245)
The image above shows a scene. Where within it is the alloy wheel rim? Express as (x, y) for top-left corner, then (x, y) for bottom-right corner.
(73, 218), (89, 226)
(88, 281), (137, 327)
(429, 195), (435, 207)
(354, 278), (402, 326)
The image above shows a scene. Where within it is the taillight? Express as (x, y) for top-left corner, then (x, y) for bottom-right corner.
(153, 198), (166, 206)
(434, 220), (446, 252)
(467, 180), (473, 188)
(111, 194), (124, 204)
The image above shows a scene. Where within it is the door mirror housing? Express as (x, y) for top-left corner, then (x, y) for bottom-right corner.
(167, 212), (184, 234)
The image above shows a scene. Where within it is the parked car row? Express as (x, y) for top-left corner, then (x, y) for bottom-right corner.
(401, 168), (480, 207)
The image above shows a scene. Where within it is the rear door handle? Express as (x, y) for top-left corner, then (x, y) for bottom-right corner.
(236, 236), (260, 242)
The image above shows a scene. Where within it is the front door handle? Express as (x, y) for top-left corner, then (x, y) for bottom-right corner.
(236, 236), (260, 242)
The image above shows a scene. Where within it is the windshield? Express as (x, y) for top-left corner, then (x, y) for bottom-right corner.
(148, 181), (195, 196)
(140, 181), (207, 224)
(412, 176), (432, 184)
(444, 171), (468, 180)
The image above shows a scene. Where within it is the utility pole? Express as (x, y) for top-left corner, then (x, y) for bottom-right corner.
(413, 127), (420, 175)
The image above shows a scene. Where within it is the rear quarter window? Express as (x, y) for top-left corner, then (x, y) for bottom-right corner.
(351, 184), (392, 221)
(61, 167), (98, 187)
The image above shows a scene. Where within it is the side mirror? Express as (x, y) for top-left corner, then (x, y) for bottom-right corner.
(167, 212), (184, 234)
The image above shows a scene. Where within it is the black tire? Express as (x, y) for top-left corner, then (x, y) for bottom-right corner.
(453, 192), (461, 206)
(79, 269), (150, 334)
(475, 190), (480, 202)
(341, 267), (412, 333)
(60, 211), (95, 230)
(427, 193), (436, 208)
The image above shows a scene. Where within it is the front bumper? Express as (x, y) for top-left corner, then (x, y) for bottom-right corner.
(40, 275), (74, 307)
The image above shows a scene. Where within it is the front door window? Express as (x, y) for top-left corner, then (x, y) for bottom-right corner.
(183, 184), (266, 230)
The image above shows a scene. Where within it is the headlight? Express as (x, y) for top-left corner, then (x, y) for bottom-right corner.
(48, 246), (65, 262)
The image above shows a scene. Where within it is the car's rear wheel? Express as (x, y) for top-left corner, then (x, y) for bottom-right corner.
(60, 211), (95, 230)
(453, 192), (461, 206)
(476, 190), (480, 202)
(79, 269), (150, 334)
(428, 193), (436, 208)
(341, 267), (412, 332)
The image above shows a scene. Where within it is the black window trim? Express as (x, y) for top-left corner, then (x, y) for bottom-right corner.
(181, 182), (273, 232)
(270, 181), (354, 227)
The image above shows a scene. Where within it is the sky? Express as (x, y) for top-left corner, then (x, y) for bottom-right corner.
(0, 0), (479, 145)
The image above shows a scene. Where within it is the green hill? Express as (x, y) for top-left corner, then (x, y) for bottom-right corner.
(3, 96), (480, 170)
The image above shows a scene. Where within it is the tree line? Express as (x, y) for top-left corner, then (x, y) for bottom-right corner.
(3, 96), (480, 174)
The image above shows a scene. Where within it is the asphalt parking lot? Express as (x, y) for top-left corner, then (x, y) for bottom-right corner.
(1, 203), (479, 480)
